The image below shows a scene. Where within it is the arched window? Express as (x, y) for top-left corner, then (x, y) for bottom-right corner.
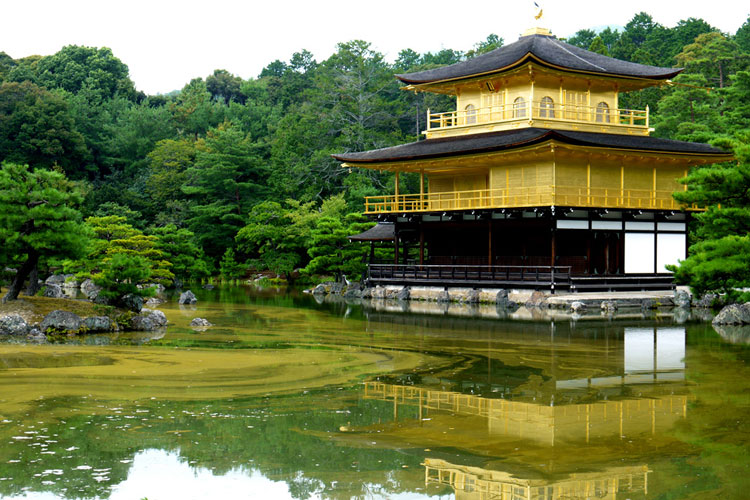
(539, 96), (555, 118)
(596, 102), (610, 123)
(513, 97), (526, 118)
(465, 104), (477, 124)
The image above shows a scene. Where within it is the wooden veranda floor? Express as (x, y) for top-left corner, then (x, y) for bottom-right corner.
(366, 264), (675, 292)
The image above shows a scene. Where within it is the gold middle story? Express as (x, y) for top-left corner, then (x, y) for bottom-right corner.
(360, 142), (704, 214)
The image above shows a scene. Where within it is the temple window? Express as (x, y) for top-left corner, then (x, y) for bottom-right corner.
(596, 101), (611, 123)
(465, 104), (477, 124)
(539, 96), (555, 118)
(513, 97), (527, 118)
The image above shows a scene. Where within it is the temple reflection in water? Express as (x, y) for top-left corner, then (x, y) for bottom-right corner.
(357, 324), (689, 499)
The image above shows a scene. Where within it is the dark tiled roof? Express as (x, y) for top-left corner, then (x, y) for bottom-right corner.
(332, 128), (731, 164)
(396, 34), (682, 84)
(348, 223), (395, 241)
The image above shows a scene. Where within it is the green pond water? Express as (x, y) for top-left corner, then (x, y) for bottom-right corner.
(0, 287), (748, 499)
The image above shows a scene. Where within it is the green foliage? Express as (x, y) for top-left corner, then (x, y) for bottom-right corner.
(736, 16), (750, 53)
(465, 34), (503, 58)
(33, 45), (136, 101)
(219, 248), (246, 281)
(670, 142), (750, 298)
(93, 252), (154, 300)
(145, 138), (196, 208)
(0, 81), (88, 175)
(66, 215), (174, 286)
(235, 195), (349, 279)
(183, 123), (268, 260)
(305, 213), (372, 281)
(0, 163), (91, 300)
(149, 224), (211, 281)
(588, 37), (610, 56)
(206, 69), (245, 104)
(652, 74), (720, 140)
(676, 32), (746, 88)
(566, 29), (598, 49)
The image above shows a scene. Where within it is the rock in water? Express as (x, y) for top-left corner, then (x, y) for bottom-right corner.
(0, 314), (29, 335)
(712, 303), (750, 325)
(190, 318), (212, 327)
(674, 289), (691, 308)
(83, 316), (112, 332)
(525, 291), (547, 308)
(145, 297), (165, 307)
(131, 309), (168, 331)
(178, 290), (198, 305)
(396, 287), (410, 301)
(40, 310), (83, 334)
(570, 301), (587, 313)
(463, 289), (480, 304)
(601, 300), (618, 313)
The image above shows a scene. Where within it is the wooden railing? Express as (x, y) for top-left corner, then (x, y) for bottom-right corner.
(427, 101), (648, 131)
(364, 186), (694, 214)
(368, 264), (572, 289)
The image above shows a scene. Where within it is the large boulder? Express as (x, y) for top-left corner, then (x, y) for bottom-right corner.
(570, 301), (587, 314)
(61, 275), (80, 289)
(694, 293), (720, 308)
(601, 300), (618, 314)
(80, 279), (101, 299)
(40, 310), (83, 334)
(190, 318), (212, 327)
(178, 290), (198, 305)
(145, 297), (165, 307)
(396, 286), (411, 301)
(525, 291), (547, 308)
(43, 284), (64, 298)
(0, 314), (29, 335)
(83, 316), (112, 332)
(118, 293), (144, 313)
(130, 309), (168, 331)
(712, 303), (750, 325)
(674, 289), (691, 309)
(495, 289), (514, 309)
(45, 274), (66, 286)
(463, 289), (481, 304)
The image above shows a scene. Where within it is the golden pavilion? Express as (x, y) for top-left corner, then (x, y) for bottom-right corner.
(335, 26), (732, 291)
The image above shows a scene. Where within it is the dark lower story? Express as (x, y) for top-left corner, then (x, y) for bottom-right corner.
(365, 207), (689, 291)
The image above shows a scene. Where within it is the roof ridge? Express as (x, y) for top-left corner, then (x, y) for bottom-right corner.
(547, 37), (607, 72)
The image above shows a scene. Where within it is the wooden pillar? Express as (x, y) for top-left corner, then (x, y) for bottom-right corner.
(420, 170), (425, 209)
(419, 223), (425, 266)
(395, 171), (400, 211)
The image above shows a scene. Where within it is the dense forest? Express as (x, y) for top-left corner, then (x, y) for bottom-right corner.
(1, 12), (750, 299)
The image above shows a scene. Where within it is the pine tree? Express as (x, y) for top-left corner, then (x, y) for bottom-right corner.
(0, 163), (91, 301)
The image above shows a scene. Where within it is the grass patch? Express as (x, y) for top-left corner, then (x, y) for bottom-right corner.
(0, 296), (100, 324)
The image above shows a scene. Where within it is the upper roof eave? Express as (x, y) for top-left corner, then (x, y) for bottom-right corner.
(395, 34), (683, 86)
(332, 128), (733, 165)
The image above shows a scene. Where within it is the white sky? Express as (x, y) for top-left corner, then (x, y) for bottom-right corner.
(2, 1), (748, 95)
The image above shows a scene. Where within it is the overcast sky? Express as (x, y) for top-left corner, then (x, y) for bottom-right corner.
(3, 1), (748, 95)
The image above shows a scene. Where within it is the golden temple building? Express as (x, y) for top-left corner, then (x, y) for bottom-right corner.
(336, 27), (732, 291)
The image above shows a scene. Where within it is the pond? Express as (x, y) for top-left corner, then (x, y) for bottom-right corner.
(0, 286), (748, 499)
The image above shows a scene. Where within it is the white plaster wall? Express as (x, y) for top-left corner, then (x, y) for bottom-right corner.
(625, 233), (655, 274)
